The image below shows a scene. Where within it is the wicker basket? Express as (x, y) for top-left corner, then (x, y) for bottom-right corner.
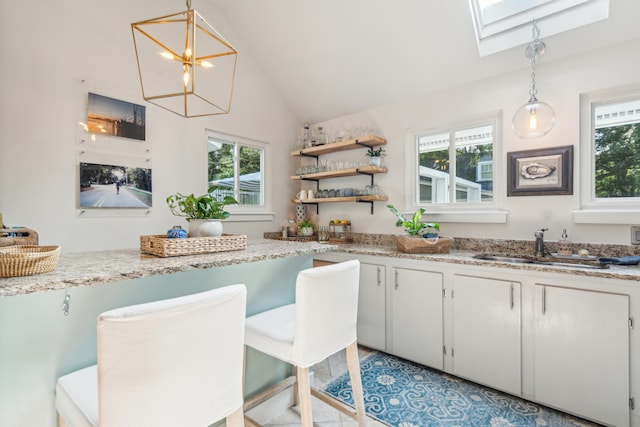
(395, 236), (453, 254)
(0, 245), (60, 278)
(140, 234), (247, 257)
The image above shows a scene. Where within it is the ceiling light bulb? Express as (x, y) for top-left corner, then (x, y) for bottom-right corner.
(529, 110), (538, 130)
(160, 52), (174, 60)
(184, 48), (192, 60)
(183, 70), (190, 86)
(200, 61), (213, 68)
(512, 97), (555, 139)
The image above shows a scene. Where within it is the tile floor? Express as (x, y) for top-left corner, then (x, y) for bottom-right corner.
(262, 346), (385, 427)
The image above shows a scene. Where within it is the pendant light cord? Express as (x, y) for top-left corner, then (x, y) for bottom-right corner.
(528, 20), (541, 99)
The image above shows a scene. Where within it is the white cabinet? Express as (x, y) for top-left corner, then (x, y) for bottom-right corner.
(533, 284), (630, 426)
(357, 262), (386, 350)
(391, 267), (443, 369)
(452, 275), (521, 395)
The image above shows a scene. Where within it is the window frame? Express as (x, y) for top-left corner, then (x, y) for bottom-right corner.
(205, 129), (274, 222)
(575, 85), (640, 224)
(468, 0), (609, 56)
(405, 112), (508, 224)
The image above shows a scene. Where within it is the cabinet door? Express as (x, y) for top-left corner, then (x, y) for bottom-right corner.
(534, 285), (629, 427)
(452, 275), (521, 395)
(357, 263), (386, 350)
(391, 268), (443, 369)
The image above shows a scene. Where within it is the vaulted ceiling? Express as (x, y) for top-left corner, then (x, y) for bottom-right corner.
(210, 1), (640, 123)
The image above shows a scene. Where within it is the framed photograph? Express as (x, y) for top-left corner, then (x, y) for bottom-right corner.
(507, 145), (573, 196)
(79, 162), (152, 208)
(87, 92), (146, 141)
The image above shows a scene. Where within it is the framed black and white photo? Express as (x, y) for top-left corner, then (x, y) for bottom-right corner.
(507, 145), (573, 196)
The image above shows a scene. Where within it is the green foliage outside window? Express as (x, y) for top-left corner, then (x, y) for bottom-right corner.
(595, 124), (640, 198)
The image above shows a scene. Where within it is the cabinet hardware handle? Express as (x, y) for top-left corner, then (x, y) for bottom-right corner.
(62, 293), (71, 316)
(542, 286), (546, 315)
(377, 266), (381, 286)
(510, 283), (514, 310)
(395, 270), (399, 289)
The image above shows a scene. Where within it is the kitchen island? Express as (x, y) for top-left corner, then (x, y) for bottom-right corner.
(0, 239), (336, 427)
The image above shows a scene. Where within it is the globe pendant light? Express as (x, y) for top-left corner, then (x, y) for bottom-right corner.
(131, 0), (238, 118)
(512, 20), (555, 139)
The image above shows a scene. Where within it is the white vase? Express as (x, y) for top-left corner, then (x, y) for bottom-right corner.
(369, 157), (381, 167)
(188, 219), (223, 237)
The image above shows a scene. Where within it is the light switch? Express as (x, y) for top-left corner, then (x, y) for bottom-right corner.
(631, 226), (640, 245)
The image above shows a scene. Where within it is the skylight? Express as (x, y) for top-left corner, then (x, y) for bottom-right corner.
(468, 0), (609, 56)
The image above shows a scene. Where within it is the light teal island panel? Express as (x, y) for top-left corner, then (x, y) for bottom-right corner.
(0, 255), (311, 427)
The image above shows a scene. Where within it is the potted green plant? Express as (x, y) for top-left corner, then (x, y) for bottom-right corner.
(166, 185), (238, 237)
(387, 205), (451, 254)
(365, 147), (386, 167)
(297, 219), (316, 237)
(387, 205), (439, 237)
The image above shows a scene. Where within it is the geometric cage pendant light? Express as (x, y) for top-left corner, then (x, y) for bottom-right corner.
(131, 0), (238, 118)
(512, 19), (555, 139)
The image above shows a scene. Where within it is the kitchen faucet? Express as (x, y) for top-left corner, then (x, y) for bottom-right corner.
(534, 228), (548, 257)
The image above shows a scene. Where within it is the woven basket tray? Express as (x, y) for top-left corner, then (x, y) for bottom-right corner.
(395, 236), (453, 254)
(140, 234), (247, 257)
(0, 245), (60, 278)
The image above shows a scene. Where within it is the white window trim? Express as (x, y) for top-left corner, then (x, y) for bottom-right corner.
(468, 0), (609, 56)
(405, 112), (508, 224)
(573, 85), (640, 224)
(205, 129), (275, 222)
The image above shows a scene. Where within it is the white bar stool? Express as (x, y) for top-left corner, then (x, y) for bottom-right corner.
(243, 260), (366, 427)
(55, 285), (247, 427)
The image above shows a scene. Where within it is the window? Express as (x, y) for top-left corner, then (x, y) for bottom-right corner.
(576, 87), (640, 224)
(206, 130), (273, 220)
(594, 99), (640, 198)
(468, 0), (609, 56)
(407, 114), (506, 223)
(415, 124), (494, 204)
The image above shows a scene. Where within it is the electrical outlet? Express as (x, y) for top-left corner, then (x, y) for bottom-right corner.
(631, 226), (640, 245)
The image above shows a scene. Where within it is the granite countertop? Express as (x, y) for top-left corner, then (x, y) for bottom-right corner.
(330, 244), (640, 282)
(4, 236), (640, 298)
(0, 239), (337, 297)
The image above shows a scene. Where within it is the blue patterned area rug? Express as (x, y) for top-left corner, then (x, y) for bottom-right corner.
(322, 352), (600, 427)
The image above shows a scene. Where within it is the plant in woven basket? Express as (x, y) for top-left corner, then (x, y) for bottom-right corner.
(166, 186), (238, 220)
(387, 204), (439, 237)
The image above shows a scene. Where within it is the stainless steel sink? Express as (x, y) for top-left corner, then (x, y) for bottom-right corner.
(473, 254), (535, 264)
(473, 253), (610, 269)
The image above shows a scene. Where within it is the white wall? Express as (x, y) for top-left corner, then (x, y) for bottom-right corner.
(0, 0), (299, 252)
(306, 39), (640, 246)
(2, 0), (639, 252)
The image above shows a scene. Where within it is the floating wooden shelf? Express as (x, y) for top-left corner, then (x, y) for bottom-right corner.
(291, 195), (388, 204)
(290, 134), (388, 214)
(290, 166), (388, 180)
(290, 135), (387, 157)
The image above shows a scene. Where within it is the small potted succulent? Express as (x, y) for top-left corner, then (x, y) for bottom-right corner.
(365, 147), (386, 167)
(297, 219), (316, 237)
(166, 185), (238, 237)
